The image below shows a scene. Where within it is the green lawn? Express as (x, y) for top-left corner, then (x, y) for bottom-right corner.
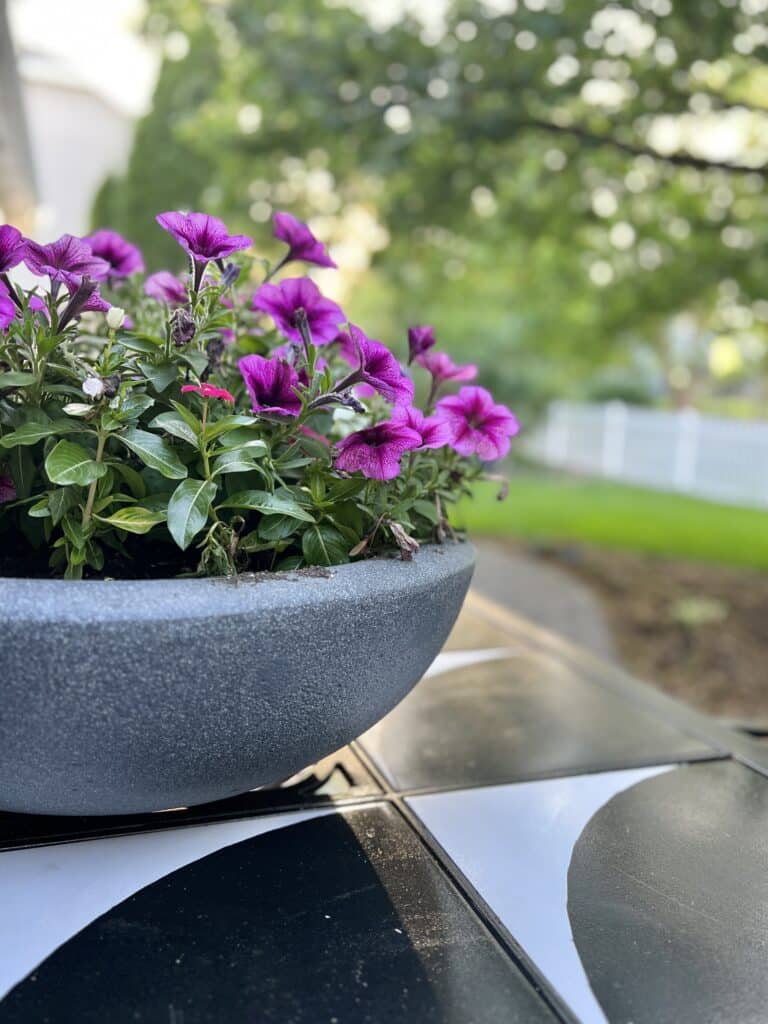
(457, 471), (768, 569)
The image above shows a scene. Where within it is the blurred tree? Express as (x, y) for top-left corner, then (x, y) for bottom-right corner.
(93, 0), (768, 410)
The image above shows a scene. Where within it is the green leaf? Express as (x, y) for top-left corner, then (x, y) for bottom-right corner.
(118, 428), (188, 480)
(118, 334), (163, 355)
(119, 392), (155, 420)
(218, 489), (315, 521)
(302, 523), (350, 566)
(0, 419), (82, 448)
(45, 440), (108, 487)
(211, 439), (269, 460)
(211, 449), (263, 477)
(413, 499), (440, 524)
(150, 412), (200, 447)
(8, 445), (35, 499)
(216, 427), (269, 450)
(203, 415), (262, 443)
(28, 496), (51, 518)
(0, 371), (37, 389)
(258, 514), (299, 541)
(95, 506), (167, 535)
(139, 360), (178, 392)
(49, 487), (77, 525)
(169, 400), (202, 434)
(112, 463), (147, 499)
(167, 478), (217, 550)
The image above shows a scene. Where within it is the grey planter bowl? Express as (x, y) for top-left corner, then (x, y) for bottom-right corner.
(0, 542), (475, 816)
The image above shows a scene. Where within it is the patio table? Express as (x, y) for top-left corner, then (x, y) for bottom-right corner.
(1, 591), (766, 1023)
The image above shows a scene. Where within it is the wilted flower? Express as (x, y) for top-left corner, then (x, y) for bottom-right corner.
(170, 308), (196, 347)
(239, 354), (302, 416)
(436, 386), (519, 461)
(0, 225), (26, 274)
(407, 325), (436, 364)
(0, 473), (16, 503)
(391, 404), (452, 449)
(156, 211), (253, 263)
(83, 230), (144, 278)
(335, 418), (421, 480)
(273, 211), (337, 269)
(23, 234), (110, 284)
(144, 271), (188, 305)
(335, 324), (414, 406)
(252, 277), (344, 345)
(181, 382), (235, 402)
(416, 349), (478, 386)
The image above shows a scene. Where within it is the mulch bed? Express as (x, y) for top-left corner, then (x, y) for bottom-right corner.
(530, 544), (768, 723)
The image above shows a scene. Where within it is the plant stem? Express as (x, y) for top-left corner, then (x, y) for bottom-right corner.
(82, 430), (107, 528)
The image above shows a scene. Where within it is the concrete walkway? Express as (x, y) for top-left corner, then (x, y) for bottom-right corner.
(471, 539), (617, 663)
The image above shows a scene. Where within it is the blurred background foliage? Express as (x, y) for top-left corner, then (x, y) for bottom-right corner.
(93, 0), (768, 420)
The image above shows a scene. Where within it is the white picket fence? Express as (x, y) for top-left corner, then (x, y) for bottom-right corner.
(525, 400), (768, 509)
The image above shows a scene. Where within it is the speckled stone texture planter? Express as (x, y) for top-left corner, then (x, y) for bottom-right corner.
(0, 542), (475, 816)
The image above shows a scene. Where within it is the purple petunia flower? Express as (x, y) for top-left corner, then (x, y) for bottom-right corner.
(436, 386), (520, 461)
(335, 324), (414, 407)
(416, 349), (478, 385)
(239, 354), (303, 417)
(84, 229), (144, 278)
(0, 473), (16, 504)
(156, 211), (253, 263)
(407, 325), (436, 364)
(144, 270), (188, 305)
(23, 234), (110, 284)
(335, 419), (422, 481)
(0, 293), (14, 330)
(252, 277), (344, 346)
(0, 225), (26, 274)
(273, 211), (337, 269)
(391, 404), (452, 449)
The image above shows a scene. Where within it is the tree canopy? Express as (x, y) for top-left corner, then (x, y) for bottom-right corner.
(93, 0), (768, 412)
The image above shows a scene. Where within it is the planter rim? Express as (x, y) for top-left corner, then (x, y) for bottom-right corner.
(0, 540), (476, 624)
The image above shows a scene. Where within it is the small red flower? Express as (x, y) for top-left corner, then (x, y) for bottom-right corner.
(181, 383), (235, 402)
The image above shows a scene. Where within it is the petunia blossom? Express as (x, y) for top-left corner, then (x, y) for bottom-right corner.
(273, 211), (336, 269)
(407, 325), (436, 364)
(0, 473), (16, 503)
(416, 349), (478, 386)
(252, 276), (344, 346)
(335, 419), (422, 481)
(156, 211), (253, 263)
(181, 383), (235, 402)
(391, 404), (452, 450)
(436, 386), (519, 461)
(335, 324), (414, 406)
(0, 225), (26, 274)
(0, 281), (14, 330)
(84, 229), (144, 278)
(0, 295), (14, 330)
(239, 354), (303, 417)
(144, 270), (188, 306)
(23, 234), (110, 284)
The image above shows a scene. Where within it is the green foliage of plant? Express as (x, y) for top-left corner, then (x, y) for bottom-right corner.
(0, 219), (507, 579)
(93, 0), (768, 409)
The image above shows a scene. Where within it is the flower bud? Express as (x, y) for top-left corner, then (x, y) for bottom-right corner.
(106, 306), (126, 330)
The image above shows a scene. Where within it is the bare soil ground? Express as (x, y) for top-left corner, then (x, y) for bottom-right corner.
(519, 543), (768, 723)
